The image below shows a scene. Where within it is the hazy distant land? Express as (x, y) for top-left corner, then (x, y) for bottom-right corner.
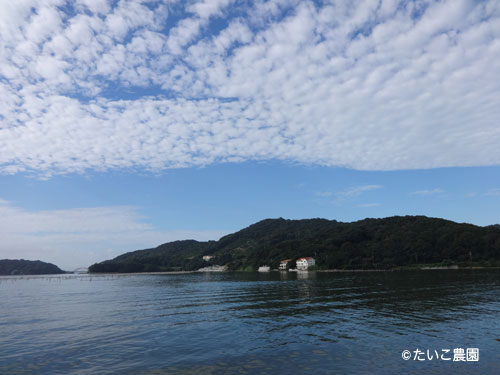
(0, 259), (65, 276)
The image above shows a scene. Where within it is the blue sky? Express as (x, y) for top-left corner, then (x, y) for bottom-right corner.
(0, 0), (500, 269)
(1, 163), (499, 269)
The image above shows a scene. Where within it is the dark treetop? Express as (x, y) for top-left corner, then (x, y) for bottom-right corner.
(0, 259), (65, 275)
(89, 216), (500, 273)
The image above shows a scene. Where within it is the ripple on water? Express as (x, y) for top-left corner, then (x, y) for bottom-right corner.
(0, 271), (499, 374)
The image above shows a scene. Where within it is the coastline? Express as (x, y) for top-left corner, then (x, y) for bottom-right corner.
(5, 267), (497, 279)
(85, 266), (500, 276)
(319, 266), (500, 272)
(86, 271), (197, 276)
(318, 269), (392, 272)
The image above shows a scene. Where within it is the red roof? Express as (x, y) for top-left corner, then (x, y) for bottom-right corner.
(297, 257), (313, 261)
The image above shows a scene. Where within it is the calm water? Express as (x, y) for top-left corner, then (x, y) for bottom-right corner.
(1, 270), (499, 374)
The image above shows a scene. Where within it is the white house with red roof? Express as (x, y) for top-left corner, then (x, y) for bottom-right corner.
(279, 259), (292, 270)
(296, 257), (315, 270)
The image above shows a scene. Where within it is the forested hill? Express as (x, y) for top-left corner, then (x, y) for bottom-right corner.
(89, 216), (500, 273)
(0, 259), (66, 275)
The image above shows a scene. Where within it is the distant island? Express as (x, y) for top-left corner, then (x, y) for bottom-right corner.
(0, 259), (66, 275)
(89, 216), (500, 273)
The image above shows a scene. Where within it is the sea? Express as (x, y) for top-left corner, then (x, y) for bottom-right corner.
(1, 270), (499, 374)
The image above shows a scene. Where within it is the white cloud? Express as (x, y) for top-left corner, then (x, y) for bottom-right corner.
(358, 203), (381, 207)
(484, 188), (500, 196)
(411, 188), (444, 196)
(187, 0), (234, 20)
(315, 191), (333, 197)
(77, 0), (111, 15)
(0, 199), (225, 270)
(0, 0), (500, 175)
(336, 185), (384, 199)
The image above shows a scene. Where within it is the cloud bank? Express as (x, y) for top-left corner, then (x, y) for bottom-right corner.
(0, 199), (224, 270)
(1, 0), (500, 175)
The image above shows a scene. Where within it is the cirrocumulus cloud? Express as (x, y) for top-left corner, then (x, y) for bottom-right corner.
(1, 0), (500, 175)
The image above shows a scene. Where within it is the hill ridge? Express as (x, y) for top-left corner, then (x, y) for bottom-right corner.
(89, 216), (500, 273)
(0, 259), (65, 275)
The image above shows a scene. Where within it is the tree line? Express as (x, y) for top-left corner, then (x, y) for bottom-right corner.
(89, 216), (500, 273)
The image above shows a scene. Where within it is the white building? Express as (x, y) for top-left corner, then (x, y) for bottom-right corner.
(258, 265), (270, 272)
(296, 257), (315, 270)
(202, 255), (214, 261)
(279, 259), (292, 270)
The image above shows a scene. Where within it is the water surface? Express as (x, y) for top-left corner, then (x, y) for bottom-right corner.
(1, 270), (499, 374)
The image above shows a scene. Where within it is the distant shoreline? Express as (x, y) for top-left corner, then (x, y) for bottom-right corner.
(0, 271), (197, 278)
(3, 268), (498, 279)
(85, 266), (500, 276)
(319, 266), (499, 272)
(86, 271), (197, 276)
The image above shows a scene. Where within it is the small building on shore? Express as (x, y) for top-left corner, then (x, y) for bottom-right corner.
(279, 259), (292, 270)
(258, 265), (271, 272)
(202, 255), (214, 261)
(296, 257), (315, 270)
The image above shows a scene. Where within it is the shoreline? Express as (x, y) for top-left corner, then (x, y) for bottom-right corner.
(0, 271), (197, 278)
(319, 266), (500, 272)
(86, 266), (500, 276)
(4, 267), (499, 278)
(86, 271), (197, 276)
(318, 269), (392, 272)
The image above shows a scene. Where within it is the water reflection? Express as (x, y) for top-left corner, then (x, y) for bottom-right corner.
(0, 270), (499, 375)
(297, 270), (316, 279)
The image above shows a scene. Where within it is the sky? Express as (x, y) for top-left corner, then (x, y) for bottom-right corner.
(0, 0), (499, 270)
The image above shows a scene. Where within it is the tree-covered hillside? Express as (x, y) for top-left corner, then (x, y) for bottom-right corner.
(0, 259), (65, 275)
(89, 240), (216, 273)
(89, 216), (500, 273)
